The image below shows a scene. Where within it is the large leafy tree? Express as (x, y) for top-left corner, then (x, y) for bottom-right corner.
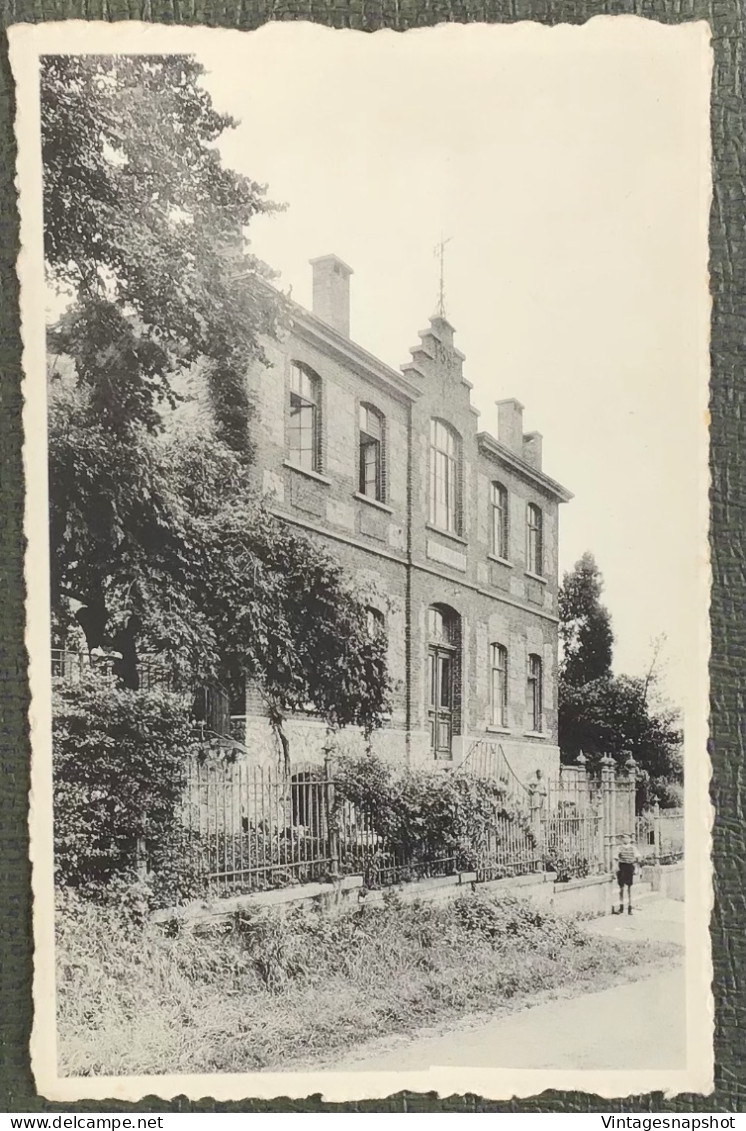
(42, 54), (284, 451)
(558, 554), (682, 807)
(559, 673), (683, 808)
(42, 53), (280, 645)
(44, 54), (389, 749)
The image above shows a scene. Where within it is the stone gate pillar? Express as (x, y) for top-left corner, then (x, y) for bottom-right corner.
(600, 754), (615, 871)
(623, 752), (638, 840)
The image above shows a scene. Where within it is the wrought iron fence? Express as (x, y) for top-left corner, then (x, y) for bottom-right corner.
(461, 738), (528, 808)
(473, 818), (541, 881)
(163, 740), (663, 897)
(183, 759), (337, 893)
(179, 753), (550, 896)
(541, 774), (604, 877)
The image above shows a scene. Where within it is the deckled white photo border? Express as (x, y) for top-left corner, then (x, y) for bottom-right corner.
(10, 17), (715, 1103)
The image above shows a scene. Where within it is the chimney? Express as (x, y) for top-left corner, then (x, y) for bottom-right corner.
(309, 254), (353, 337)
(496, 399), (524, 454)
(522, 431), (543, 470)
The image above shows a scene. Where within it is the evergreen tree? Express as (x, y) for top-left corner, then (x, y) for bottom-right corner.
(559, 552), (614, 686)
(558, 555), (682, 807)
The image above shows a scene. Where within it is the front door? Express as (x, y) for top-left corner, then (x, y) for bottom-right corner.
(428, 646), (453, 757)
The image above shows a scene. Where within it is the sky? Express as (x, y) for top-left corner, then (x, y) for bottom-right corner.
(195, 21), (710, 709)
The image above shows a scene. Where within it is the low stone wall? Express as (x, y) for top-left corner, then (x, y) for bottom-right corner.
(641, 861), (684, 902)
(480, 871), (618, 917)
(154, 868), (625, 926)
(550, 873), (617, 916)
(152, 873), (366, 925)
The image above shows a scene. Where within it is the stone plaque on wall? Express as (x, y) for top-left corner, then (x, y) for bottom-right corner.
(490, 562), (510, 591)
(526, 578), (544, 605)
(290, 478), (325, 518)
(426, 538), (467, 572)
(359, 505), (388, 542)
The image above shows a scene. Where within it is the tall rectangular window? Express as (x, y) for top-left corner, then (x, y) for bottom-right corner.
(491, 643), (508, 727)
(359, 405), (384, 500)
(365, 605), (385, 638)
(429, 419), (461, 534)
(289, 363), (320, 471)
(526, 503), (543, 575)
(527, 653), (543, 732)
(491, 482), (509, 559)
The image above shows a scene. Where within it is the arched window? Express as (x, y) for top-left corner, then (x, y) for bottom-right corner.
(491, 482), (509, 559)
(426, 605), (460, 646)
(288, 362), (321, 472)
(429, 419), (462, 535)
(426, 603), (461, 757)
(527, 652), (543, 732)
(359, 404), (385, 501)
(365, 606), (385, 638)
(526, 503), (543, 576)
(490, 643), (508, 727)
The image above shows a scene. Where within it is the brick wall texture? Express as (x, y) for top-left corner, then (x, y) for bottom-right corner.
(238, 263), (572, 784)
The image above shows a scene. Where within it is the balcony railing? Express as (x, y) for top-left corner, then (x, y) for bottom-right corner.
(51, 647), (171, 691)
(51, 648), (234, 740)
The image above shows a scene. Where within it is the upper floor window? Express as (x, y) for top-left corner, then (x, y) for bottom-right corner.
(526, 503), (543, 576)
(490, 643), (508, 727)
(359, 404), (385, 501)
(429, 419), (462, 535)
(527, 653), (543, 732)
(288, 363), (321, 472)
(366, 606), (385, 638)
(491, 482), (509, 559)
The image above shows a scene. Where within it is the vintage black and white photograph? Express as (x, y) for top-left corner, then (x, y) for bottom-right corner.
(11, 18), (712, 1101)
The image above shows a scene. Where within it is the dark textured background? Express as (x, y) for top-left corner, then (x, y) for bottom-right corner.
(1, 0), (744, 1113)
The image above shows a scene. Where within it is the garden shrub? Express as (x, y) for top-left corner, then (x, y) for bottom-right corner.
(333, 751), (535, 884)
(53, 671), (203, 905)
(541, 845), (591, 883)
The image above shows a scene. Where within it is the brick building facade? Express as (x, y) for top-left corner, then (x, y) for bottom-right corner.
(238, 255), (572, 783)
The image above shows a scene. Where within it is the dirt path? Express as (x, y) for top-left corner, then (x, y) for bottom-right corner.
(329, 897), (686, 1073)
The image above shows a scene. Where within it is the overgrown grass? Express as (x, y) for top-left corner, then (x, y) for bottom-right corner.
(56, 887), (678, 1076)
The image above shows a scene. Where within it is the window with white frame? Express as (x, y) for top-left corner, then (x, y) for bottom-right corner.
(429, 419), (462, 534)
(288, 363), (321, 472)
(490, 643), (508, 727)
(359, 404), (385, 501)
(527, 652), (543, 732)
(491, 482), (509, 559)
(526, 503), (543, 576)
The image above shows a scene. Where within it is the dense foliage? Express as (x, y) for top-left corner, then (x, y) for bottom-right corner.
(43, 54), (389, 747)
(333, 751), (534, 881)
(558, 555), (683, 807)
(52, 673), (202, 902)
(42, 54), (284, 451)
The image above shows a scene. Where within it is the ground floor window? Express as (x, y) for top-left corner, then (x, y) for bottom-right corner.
(527, 652), (543, 732)
(490, 643), (508, 727)
(366, 606), (385, 638)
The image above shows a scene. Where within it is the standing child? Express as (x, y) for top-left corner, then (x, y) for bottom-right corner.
(614, 834), (641, 915)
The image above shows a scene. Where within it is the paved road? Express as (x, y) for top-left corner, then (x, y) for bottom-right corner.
(335, 898), (686, 1072)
